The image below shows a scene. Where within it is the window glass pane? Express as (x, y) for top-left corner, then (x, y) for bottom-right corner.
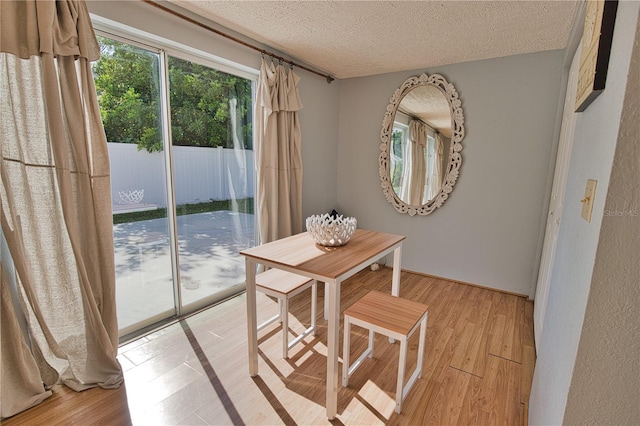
(391, 127), (405, 195)
(167, 55), (255, 309)
(93, 36), (174, 335)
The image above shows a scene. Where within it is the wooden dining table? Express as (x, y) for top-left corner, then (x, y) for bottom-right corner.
(240, 228), (406, 419)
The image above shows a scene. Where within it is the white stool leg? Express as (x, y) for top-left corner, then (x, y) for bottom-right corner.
(368, 329), (375, 358)
(342, 315), (351, 387)
(311, 281), (317, 335)
(282, 297), (289, 358)
(396, 336), (408, 413)
(278, 298), (283, 323)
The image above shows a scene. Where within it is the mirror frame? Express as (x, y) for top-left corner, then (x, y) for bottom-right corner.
(379, 73), (465, 216)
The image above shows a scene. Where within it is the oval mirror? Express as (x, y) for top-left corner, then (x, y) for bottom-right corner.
(379, 73), (464, 215)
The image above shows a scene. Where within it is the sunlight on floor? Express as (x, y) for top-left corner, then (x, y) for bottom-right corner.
(294, 348), (314, 367)
(339, 380), (394, 425)
(359, 379), (396, 418)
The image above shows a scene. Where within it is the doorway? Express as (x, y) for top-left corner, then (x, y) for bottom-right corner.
(92, 34), (256, 338)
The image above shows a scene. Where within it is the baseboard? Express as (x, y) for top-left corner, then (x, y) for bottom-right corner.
(381, 265), (530, 299)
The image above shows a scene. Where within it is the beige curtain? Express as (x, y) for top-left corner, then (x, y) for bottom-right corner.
(1, 0), (122, 419)
(400, 119), (427, 206)
(426, 132), (444, 200)
(255, 58), (303, 244)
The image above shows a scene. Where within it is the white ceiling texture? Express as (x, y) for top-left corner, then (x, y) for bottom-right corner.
(169, 0), (580, 80)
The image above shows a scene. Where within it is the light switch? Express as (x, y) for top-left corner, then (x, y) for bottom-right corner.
(581, 179), (597, 222)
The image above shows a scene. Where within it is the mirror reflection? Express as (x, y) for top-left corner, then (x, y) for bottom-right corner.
(379, 73), (464, 216)
(390, 86), (451, 205)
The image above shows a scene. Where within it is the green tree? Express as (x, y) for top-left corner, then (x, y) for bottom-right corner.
(92, 36), (253, 152)
(167, 56), (252, 150)
(93, 37), (161, 150)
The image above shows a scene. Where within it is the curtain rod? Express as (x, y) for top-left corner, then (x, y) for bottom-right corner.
(140, 0), (334, 83)
(398, 109), (439, 134)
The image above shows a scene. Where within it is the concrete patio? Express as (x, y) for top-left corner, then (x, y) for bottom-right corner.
(113, 210), (255, 334)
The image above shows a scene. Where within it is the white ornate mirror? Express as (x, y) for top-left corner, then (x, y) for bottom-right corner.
(379, 73), (465, 215)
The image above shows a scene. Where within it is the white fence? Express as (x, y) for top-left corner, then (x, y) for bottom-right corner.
(108, 143), (254, 210)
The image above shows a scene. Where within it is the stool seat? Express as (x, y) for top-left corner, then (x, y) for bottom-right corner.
(342, 290), (428, 414)
(343, 290), (429, 337)
(256, 269), (317, 358)
(256, 268), (314, 296)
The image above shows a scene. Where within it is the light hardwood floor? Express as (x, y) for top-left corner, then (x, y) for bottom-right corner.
(2, 268), (535, 425)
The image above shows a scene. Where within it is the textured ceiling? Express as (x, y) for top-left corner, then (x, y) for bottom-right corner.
(169, 0), (579, 80)
(400, 85), (452, 137)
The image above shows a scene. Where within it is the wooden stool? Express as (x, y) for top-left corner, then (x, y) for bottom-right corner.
(342, 290), (428, 413)
(256, 269), (317, 358)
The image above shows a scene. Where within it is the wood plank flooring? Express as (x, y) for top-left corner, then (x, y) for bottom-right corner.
(1, 268), (535, 425)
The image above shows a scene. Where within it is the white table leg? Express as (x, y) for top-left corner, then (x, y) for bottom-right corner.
(390, 245), (402, 343)
(324, 282), (329, 320)
(392, 245), (402, 297)
(245, 258), (258, 376)
(326, 279), (341, 419)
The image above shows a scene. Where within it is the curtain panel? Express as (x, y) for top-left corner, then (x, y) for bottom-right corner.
(400, 119), (427, 206)
(427, 132), (444, 200)
(255, 58), (303, 244)
(1, 0), (122, 419)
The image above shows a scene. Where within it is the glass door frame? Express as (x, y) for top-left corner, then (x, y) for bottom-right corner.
(158, 47), (182, 316)
(93, 24), (258, 339)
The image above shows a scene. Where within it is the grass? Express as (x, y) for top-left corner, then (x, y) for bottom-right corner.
(112, 198), (254, 224)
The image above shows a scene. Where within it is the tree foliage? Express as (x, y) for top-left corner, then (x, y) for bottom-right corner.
(92, 36), (253, 152)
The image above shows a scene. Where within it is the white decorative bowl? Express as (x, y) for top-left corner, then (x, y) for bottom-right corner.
(306, 214), (357, 247)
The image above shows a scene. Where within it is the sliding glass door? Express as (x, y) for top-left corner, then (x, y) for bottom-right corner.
(92, 34), (255, 338)
(94, 36), (174, 335)
(167, 55), (255, 310)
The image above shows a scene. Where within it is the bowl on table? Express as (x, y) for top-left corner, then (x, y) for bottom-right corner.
(306, 214), (357, 247)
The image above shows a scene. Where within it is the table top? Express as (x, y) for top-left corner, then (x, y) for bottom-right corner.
(240, 229), (405, 280)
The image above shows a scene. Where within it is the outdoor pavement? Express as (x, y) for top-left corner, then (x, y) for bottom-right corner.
(113, 210), (255, 334)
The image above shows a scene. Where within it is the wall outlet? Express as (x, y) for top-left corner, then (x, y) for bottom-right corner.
(581, 179), (597, 222)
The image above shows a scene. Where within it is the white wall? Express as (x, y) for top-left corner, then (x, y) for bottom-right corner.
(529, 2), (640, 424)
(87, 0), (340, 221)
(298, 74), (341, 219)
(563, 11), (640, 423)
(336, 51), (564, 295)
